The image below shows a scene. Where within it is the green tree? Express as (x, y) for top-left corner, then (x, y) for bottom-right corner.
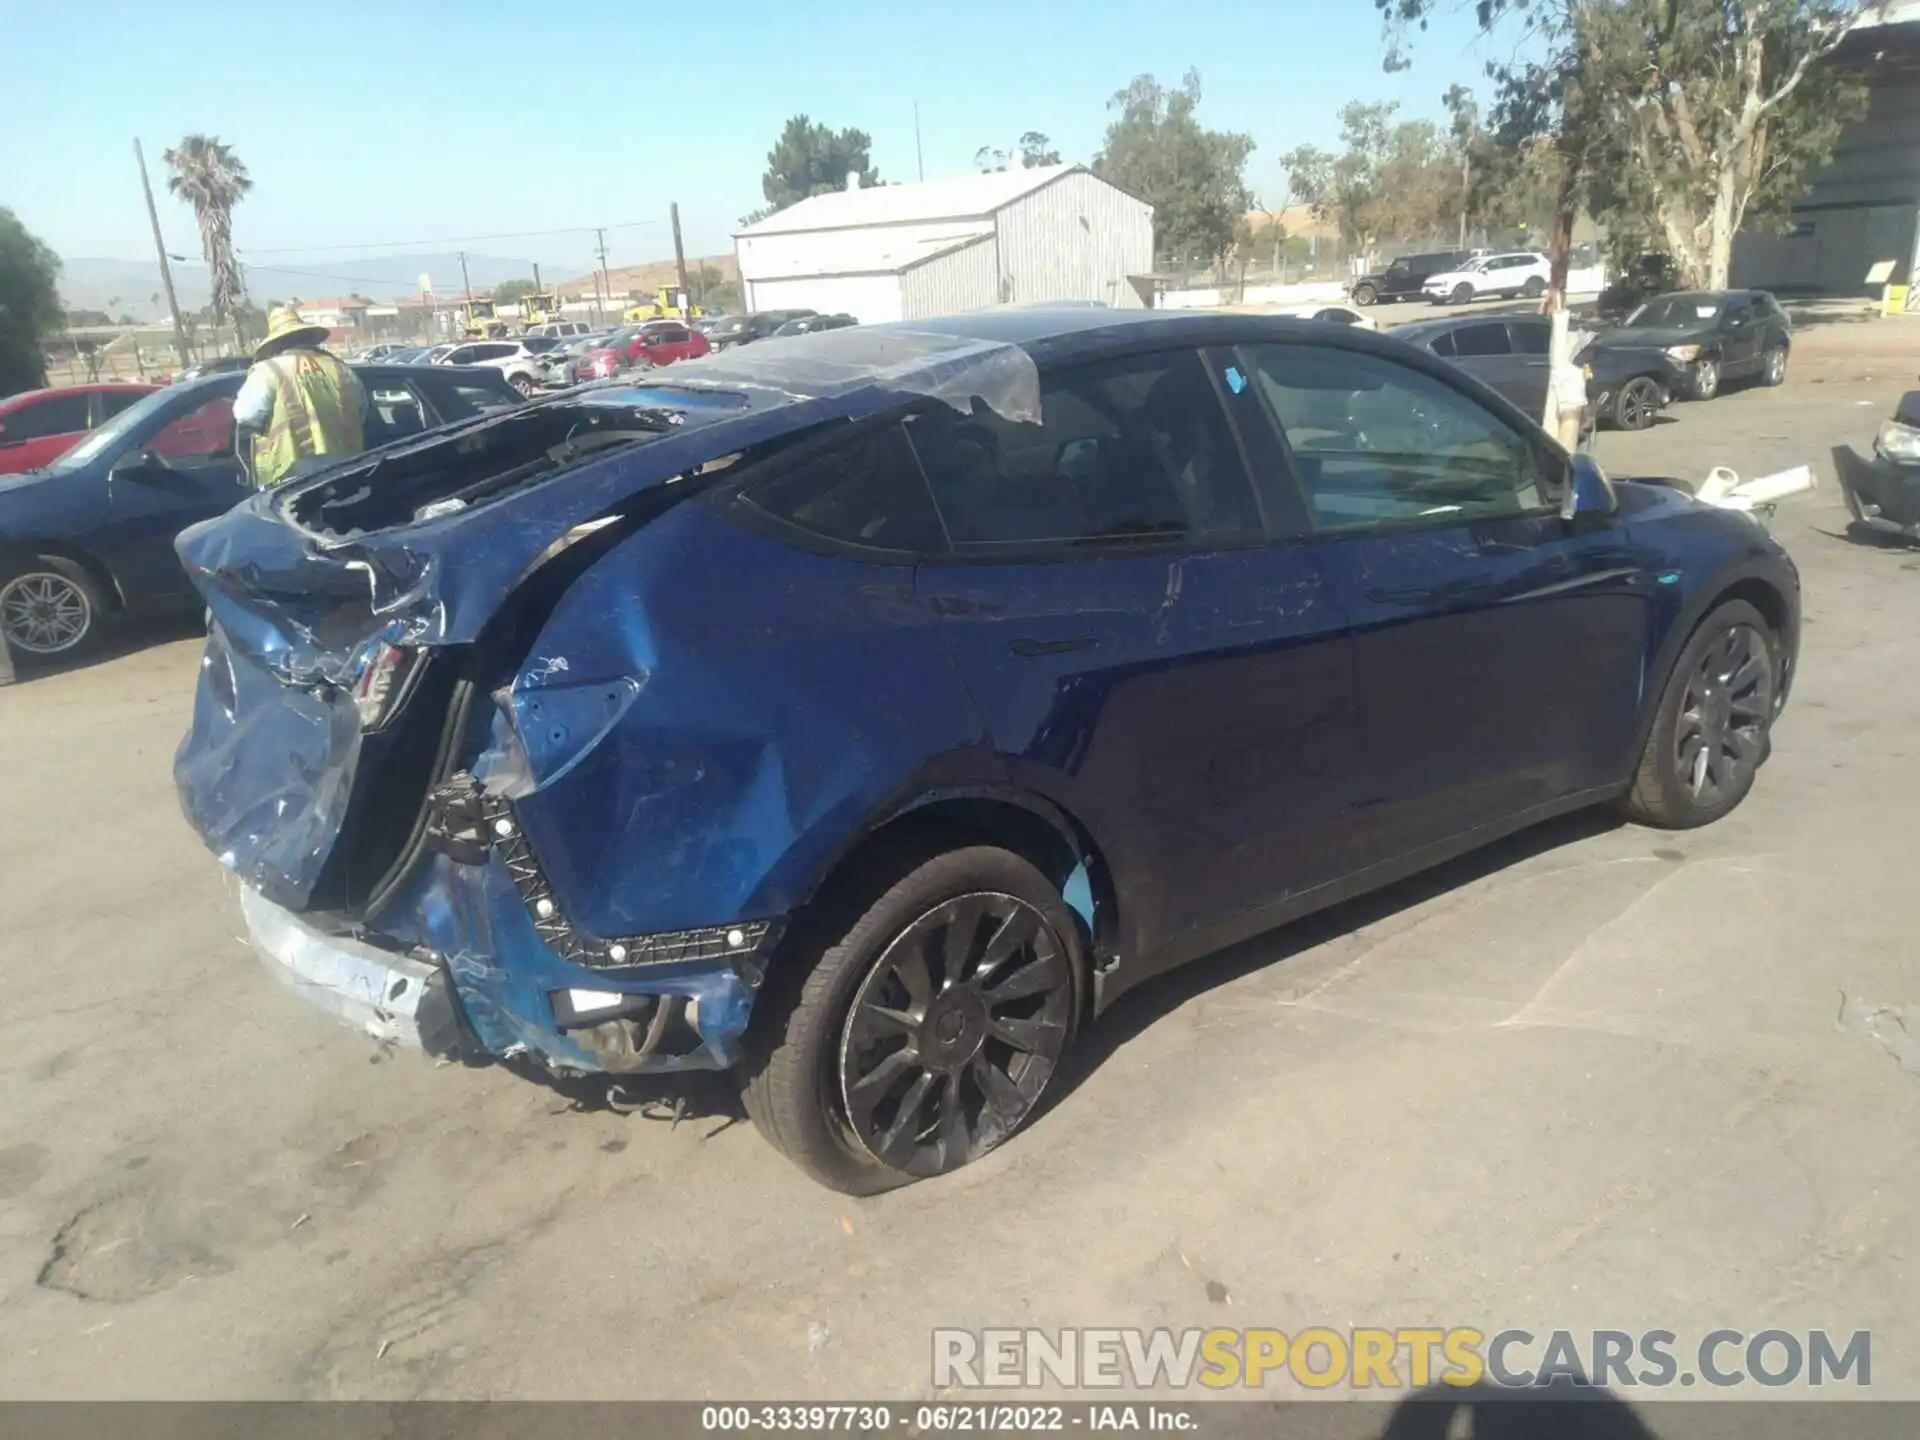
(1380, 0), (1878, 289)
(164, 135), (253, 341)
(492, 278), (540, 302)
(752, 115), (881, 220)
(0, 209), (61, 397)
(1093, 71), (1254, 269)
(976, 132), (1064, 171)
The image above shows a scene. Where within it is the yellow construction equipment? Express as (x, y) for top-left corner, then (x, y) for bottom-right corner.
(622, 288), (704, 324)
(461, 297), (501, 339)
(519, 291), (562, 329)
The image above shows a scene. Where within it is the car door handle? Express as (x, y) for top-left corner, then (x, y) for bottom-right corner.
(1010, 637), (1096, 657)
(1364, 586), (1437, 605)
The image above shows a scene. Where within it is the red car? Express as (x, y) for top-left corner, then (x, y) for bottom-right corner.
(576, 321), (710, 382)
(0, 383), (158, 475)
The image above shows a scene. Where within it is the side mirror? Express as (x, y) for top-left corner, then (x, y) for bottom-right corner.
(1561, 452), (1617, 522)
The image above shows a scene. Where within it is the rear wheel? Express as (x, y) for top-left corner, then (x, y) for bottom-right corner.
(1621, 599), (1777, 828)
(1689, 358), (1721, 401)
(1611, 376), (1662, 431)
(509, 373), (536, 396)
(742, 845), (1083, 1193)
(0, 557), (110, 660)
(1352, 283), (1377, 307)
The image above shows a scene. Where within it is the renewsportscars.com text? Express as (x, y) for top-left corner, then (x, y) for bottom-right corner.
(932, 1327), (1871, 1392)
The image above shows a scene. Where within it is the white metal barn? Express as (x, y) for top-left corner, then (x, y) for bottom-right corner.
(732, 165), (1154, 324)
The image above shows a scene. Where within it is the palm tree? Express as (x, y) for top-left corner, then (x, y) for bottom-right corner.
(164, 135), (252, 346)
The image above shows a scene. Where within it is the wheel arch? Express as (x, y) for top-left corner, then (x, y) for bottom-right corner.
(790, 785), (1122, 989)
(0, 540), (124, 612)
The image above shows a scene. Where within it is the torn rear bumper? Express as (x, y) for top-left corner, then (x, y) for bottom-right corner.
(237, 853), (766, 1078)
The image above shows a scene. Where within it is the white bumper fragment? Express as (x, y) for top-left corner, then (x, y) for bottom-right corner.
(240, 885), (441, 1050)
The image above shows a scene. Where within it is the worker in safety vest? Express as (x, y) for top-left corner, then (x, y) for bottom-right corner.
(234, 305), (368, 487)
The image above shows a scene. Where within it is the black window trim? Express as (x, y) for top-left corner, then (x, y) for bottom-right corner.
(1230, 336), (1571, 544)
(718, 407), (947, 568)
(912, 344), (1277, 568)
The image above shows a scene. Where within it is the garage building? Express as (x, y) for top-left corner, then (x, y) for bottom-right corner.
(732, 165), (1153, 324)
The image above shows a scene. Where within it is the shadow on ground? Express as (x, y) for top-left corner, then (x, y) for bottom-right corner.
(1, 609), (204, 685)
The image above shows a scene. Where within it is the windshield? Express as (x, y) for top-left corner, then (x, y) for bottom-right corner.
(46, 387), (183, 472)
(1624, 294), (1723, 328)
(520, 336), (559, 354)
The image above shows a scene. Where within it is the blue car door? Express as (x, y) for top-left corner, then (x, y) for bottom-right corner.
(1234, 338), (1653, 858)
(101, 387), (250, 605)
(909, 345), (1363, 966)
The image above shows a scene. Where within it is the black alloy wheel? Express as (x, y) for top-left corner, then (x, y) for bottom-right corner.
(839, 893), (1074, 1178)
(1611, 376), (1661, 431)
(1622, 599), (1778, 828)
(742, 844), (1085, 1192)
(1673, 622), (1775, 805)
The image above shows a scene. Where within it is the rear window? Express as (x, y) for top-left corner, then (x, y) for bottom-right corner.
(521, 337), (560, 354)
(740, 422), (947, 556)
(1452, 323), (1511, 357)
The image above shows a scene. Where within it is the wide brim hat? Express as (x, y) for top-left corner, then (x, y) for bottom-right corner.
(253, 305), (330, 361)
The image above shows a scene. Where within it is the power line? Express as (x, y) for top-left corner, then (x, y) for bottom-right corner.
(237, 220), (661, 258)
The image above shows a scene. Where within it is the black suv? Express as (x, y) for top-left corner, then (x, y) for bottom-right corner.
(708, 309), (818, 349)
(1350, 251), (1472, 307)
(1587, 290), (1792, 401)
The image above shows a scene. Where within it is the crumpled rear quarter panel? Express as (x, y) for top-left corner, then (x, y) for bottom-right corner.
(501, 496), (994, 940)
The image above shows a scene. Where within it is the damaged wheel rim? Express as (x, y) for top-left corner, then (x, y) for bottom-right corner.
(1, 572), (90, 655)
(838, 893), (1072, 1177)
(1675, 623), (1772, 802)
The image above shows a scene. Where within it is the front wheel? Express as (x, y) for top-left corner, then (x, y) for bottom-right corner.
(742, 845), (1084, 1192)
(1352, 283), (1377, 307)
(1621, 599), (1777, 828)
(1762, 346), (1788, 387)
(1611, 375), (1662, 431)
(1449, 283), (1474, 306)
(0, 557), (110, 661)
(509, 374), (536, 396)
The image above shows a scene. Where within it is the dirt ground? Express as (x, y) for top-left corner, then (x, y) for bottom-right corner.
(1, 319), (1916, 1403)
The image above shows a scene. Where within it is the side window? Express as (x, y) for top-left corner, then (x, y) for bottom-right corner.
(98, 390), (148, 422)
(422, 375), (520, 419)
(1452, 323), (1511, 358)
(445, 347), (474, 365)
(149, 396), (237, 466)
(4, 392), (92, 441)
(1510, 322), (1551, 356)
(364, 384), (429, 443)
(1425, 331), (1458, 359)
(1243, 343), (1561, 534)
(906, 349), (1262, 551)
(1724, 299), (1754, 326)
(741, 422), (948, 555)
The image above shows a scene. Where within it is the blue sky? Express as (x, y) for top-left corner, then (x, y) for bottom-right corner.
(1, 0), (1500, 285)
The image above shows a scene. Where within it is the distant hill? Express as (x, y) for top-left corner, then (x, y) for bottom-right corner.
(555, 254), (737, 300)
(56, 252), (543, 317)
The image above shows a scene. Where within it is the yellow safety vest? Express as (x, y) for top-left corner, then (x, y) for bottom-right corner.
(249, 349), (366, 487)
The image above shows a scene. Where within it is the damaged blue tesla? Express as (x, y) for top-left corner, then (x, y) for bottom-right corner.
(174, 312), (1799, 1191)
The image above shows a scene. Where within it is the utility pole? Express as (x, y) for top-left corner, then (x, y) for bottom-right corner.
(670, 203), (691, 318)
(134, 139), (191, 370)
(457, 249), (473, 313)
(914, 102), (925, 182)
(595, 228), (612, 324)
(1458, 150), (1471, 252)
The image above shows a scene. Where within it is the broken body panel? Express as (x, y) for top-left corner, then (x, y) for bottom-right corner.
(176, 331), (1043, 1075)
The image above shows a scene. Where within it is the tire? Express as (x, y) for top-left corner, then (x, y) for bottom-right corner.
(741, 844), (1085, 1193)
(1620, 599), (1778, 829)
(1450, 283), (1474, 306)
(1611, 375), (1662, 432)
(0, 556), (111, 661)
(1762, 346), (1788, 387)
(1523, 276), (1547, 298)
(509, 374), (535, 396)
(1688, 358), (1720, 401)
(1352, 283), (1377, 307)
